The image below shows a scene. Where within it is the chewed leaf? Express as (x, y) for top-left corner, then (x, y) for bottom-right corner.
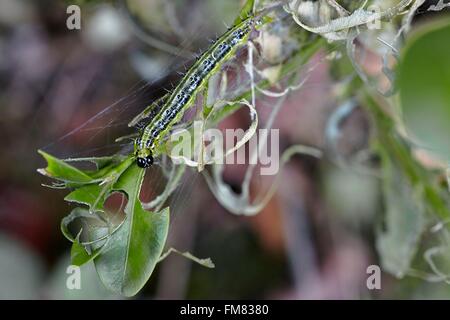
(71, 236), (105, 267)
(168, 99), (258, 168)
(64, 155), (123, 170)
(204, 143), (322, 216)
(60, 207), (108, 243)
(38, 151), (133, 189)
(65, 184), (108, 212)
(93, 164), (170, 297)
(71, 238), (90, 267)
(38, 150), (93, 184)
(158, 248), (215, 268)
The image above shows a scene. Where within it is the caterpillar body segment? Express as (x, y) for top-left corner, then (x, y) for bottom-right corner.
(128, 93), (170, 129)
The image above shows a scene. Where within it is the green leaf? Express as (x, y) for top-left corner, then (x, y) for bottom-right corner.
(38, 151), (133, 189)
(71, 239), (91, 267)
(71, 226), (107, 266)
(61, 155), (135, 212)
(61, 207), (106, 243)
(71, 237), (105, 267)
(37, 150), (94, 184)
(398, 19), (450, 160)
(93, 164), (170, 296)
(376, 147), (426, 278)
(64, 155), (122, 170)
(65, 184), (106, 212)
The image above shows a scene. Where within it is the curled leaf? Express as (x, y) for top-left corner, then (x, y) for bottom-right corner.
(158, 248), (215, 269)
(93, 164), (170, 297)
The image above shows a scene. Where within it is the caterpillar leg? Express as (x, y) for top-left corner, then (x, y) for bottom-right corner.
(115, 132), (140, 143)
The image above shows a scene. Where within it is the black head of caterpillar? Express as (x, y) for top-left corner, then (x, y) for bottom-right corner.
(134, 138), (154, 168)
(136, 154), (154, 168)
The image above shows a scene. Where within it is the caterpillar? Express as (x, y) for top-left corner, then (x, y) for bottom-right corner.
(132, 15), (258, 168)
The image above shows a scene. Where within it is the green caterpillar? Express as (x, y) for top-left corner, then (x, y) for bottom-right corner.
(131, 16), (258, 168)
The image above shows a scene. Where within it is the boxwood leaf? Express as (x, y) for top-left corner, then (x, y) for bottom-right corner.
(65, 184), (107, 212)
(376, 148), (426, 278)
(398, 20), (450, 160)
(37, 150), (94, 184)
(93, 164), (170, 296)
